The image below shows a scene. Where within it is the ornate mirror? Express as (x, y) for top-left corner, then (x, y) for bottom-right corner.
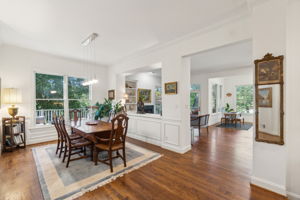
(254, 53), (284, 145)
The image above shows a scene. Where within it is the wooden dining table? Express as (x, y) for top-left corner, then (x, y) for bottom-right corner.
(71, 120), (113, 143)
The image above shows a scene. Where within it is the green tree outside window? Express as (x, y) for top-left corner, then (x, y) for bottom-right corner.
(236, 85), (254, 113)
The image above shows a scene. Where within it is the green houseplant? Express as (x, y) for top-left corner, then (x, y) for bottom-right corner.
(94, 99), (112, 120)
(94, 99), (123, 120)
(224, 103), (234, 113)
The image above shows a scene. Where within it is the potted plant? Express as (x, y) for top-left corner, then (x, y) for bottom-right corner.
(224, 103), (234, 113)
(94, 99), (124, 120)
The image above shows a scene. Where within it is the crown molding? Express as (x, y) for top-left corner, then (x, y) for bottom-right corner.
(245, 0), (271, 10)
(113, 9), (251, 67)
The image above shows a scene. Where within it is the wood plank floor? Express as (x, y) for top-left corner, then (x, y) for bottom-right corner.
(0, 125), (287, 200)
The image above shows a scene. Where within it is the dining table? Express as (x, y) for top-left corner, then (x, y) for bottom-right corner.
(221, 112), (242, 127)
(71, 120), (113, 143)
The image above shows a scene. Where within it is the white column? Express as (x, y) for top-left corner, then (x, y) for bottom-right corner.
(251, 0), (287, 196)
(286, 0), (300, 198)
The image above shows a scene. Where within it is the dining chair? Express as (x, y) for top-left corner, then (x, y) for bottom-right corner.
(190, 115), (200, 144)
(57, 117), (93, 168)
(53, 115), (82, 158)
(94, 114), (129, 172)
(200, 114), (210, 134)
(190, 114), (210, 144)
(69, 109), (82, 127)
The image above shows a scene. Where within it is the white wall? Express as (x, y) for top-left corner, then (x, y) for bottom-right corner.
(108, 16), (252, 153)
(0, 44), (108, 144)
(286, 0), (300, 198)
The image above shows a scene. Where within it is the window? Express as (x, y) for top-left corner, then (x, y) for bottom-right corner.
(154, 86), (162, 115)
(236, 85), (254, 113)
(68, 77), (89, 109)
(35, 73), (90, 125)
(190, 84), (200, 111)
(211, 83), (223, 113)
(211, 84), (218, 113)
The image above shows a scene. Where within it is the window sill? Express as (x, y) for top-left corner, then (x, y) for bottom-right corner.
(29, 124), (54, 130)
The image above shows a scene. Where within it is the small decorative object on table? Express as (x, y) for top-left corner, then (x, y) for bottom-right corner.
(86, 121), (99, 125)
(137, 97), (145, 114)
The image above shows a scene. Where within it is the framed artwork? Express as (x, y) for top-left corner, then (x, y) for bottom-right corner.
(165, 82), (177, 95)
(258, 88), (272, 107)
(108, 90), (115, 100)
(254, 53), (283, 85)
(137, 89), (151, 103)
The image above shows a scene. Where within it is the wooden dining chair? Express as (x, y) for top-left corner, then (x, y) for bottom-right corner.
(94, 114), (129, 172)
(57, 117), (93, 168)
(69, 109), (82, 126)
(199, 114), (210, 135)
(53, 115), (82, 158)
(190, 114), (210, 144)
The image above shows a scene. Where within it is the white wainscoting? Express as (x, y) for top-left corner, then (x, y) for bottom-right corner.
(127, 113), (186, 153)
(27, 125), (57, 145)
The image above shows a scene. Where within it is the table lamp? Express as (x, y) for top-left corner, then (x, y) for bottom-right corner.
(3, 88), (22, 118)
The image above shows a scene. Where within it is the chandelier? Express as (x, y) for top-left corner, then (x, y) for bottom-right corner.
(82, 33), (99, 86)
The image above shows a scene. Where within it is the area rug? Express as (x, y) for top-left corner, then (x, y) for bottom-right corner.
(216, 123), (253, 130)
(32, 143), (161, 200)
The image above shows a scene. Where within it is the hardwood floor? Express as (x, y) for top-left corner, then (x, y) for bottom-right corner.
(0, 125), (287, 200)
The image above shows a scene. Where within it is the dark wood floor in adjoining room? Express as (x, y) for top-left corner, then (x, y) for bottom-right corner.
(0, 125), (286, 200)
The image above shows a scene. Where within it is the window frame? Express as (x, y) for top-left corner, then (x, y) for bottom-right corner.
(190, 84), (201, 111)
(33, 71), (91, 126)
(210, 83), (223, 114)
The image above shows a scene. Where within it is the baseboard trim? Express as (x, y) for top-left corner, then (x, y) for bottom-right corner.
(162, 144), (191, 154)
(128, 133), (191, 154)
(251, 176), (287, 196)
(287, 191), (300, 200)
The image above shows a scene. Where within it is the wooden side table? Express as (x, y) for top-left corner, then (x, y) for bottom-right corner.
(2, 116), (26, 152)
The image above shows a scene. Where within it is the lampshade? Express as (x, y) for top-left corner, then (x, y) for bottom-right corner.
(2, 88), (22, 104)
(123, 93), (129, 100)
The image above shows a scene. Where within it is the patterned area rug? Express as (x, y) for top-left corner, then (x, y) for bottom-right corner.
(32, 143), (161, 200)
(216, 123), (253, 130)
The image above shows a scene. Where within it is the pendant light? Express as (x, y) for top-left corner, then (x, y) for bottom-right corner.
(82, 33), (99, 86)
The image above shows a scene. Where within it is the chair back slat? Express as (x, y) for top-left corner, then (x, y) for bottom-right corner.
(69, 109), (82, 126)
(190, 115), (200, 126)
(56, 116), (71, 145)
(53, 115), (64, 141)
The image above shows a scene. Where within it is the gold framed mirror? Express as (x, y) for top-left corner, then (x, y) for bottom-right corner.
(254, 53), (284, 145)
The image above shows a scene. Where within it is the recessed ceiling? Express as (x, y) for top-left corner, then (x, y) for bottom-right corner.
(0, 0), (249, 65)
(191, 40), (252, 73)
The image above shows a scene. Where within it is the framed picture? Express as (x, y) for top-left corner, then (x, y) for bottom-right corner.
(108, 90), (115, 100)
(137, 89), (151, 103)
(258, 88), (272, 107)
(165, 82), (177, 95)
(255, 53), (284, 85)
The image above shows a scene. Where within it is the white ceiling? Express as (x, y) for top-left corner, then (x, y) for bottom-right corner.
(0, 0), (249, 65)
(191, 40), (252, 73)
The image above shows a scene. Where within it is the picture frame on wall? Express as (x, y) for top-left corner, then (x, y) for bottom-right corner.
(137, 89), (151, 103)
(254, 53), (283, 85)
(258, 87), (272, 107)
(108, 90), (115, 100)
(165, 82), (177, 95)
